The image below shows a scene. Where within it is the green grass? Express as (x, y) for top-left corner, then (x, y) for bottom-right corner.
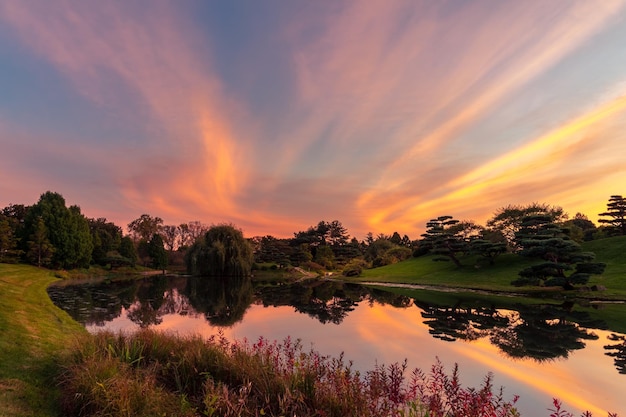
(582, 235), (626, 293)
(0, 263), (86, 417)
(352, 236), (626, 300)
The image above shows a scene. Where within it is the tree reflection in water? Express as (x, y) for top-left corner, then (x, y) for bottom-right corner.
(489, 304), (599, 362)
(604, 334), (626, 374)
(415, 298), (601, 361)
(48, 276), (626, 373)
(255, 280), (412, 324)
(184, 275), (253, 326)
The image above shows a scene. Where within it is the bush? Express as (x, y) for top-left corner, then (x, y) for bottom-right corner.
(342, 259), (369, 277)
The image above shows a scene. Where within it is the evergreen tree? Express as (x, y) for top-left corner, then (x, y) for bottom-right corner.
(512, 215), (605, 289)
(421, 215), (467, 267)
(598, 195), (626, 236)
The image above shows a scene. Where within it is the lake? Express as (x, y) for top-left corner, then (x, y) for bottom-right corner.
(47, 275), (626, 416)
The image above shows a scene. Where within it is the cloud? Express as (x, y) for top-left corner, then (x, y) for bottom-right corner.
(358, 94), (626, 233)
(0, 0), (251, 224)
(1, 1), (625, 238)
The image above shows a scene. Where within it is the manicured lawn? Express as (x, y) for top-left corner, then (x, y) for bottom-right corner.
(0, 263), (85, 417)
(352, 236), (626, 300)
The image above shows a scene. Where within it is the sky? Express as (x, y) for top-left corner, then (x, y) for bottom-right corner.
(1, 1), (626, 239)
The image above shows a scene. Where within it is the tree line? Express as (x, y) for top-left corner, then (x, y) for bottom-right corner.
(0, 191), (624, 288)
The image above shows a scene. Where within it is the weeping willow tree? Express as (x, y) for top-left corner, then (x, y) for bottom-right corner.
(185, 223), (253, 277)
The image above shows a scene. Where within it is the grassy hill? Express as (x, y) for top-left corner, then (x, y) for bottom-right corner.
(0, 263), (85, 417)
(352, 235), (626, 299)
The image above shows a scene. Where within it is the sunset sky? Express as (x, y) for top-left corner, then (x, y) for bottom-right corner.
(1, 1), (626, 239)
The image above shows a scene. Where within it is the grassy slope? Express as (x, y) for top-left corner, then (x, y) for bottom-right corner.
(0, 264), (85, 417)
(353, 236), (626, 299)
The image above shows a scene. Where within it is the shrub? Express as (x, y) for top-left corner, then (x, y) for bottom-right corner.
(342, 259), (369, 277)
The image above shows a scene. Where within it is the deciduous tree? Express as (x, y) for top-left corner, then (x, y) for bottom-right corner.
(185, 224), (253, 277)
(487, 203), (566, 249)
(24, 192), (92, 268)
(127, 214), (164, 243)
(27, 216), (54, 267)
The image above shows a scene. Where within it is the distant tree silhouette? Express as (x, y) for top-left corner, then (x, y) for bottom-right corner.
(598, 195), (626, 236)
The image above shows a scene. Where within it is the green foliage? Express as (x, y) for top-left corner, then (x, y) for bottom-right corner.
(470, 238), (507, 266)
(0, 214), (22, 263)
(23, 192), (93, 269)
(27, 216), (54, 267)
(598, 195), (626, 236)
(147, 233), (168, 272)
(119, 235), (138, 266)
(421, 215), (467, 267)
(487, 203), (566, 249)
(513, 215), (605, 289)
(88, 217), (122, 265)
(314, 244), (336, 269)
(185, 223), (254, 277)
(127, 213), (164, 242)
(342, 258), (369, 277)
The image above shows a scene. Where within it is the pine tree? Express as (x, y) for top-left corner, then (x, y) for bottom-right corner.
(513, 215), (605, 289)
(598, 195), (626, 236)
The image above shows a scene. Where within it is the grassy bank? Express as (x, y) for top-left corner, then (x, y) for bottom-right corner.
(0, 263), (85, 417)
(353, 236), (626, 300)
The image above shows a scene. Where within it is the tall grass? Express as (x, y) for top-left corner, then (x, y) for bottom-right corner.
(57, 329), (614, 417)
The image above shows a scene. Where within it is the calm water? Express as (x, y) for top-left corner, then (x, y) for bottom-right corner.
(47, 275), (626, 416)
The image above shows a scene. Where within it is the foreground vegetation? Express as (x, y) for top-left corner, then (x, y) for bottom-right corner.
(59, 330), (523, 417)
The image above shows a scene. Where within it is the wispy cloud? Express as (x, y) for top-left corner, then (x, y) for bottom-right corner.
(1, 0), (252, 225)
(1, 1), (625, 237)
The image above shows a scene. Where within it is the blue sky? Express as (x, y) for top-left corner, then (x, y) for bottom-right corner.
(1, 1), (626, 238)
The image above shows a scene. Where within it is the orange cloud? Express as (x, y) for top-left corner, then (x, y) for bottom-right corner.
(359, 93), (626, 234)
(1, 1), (251, 225)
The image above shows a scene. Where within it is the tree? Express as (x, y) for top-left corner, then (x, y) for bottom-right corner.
(487, 203), (566, 249)
(119, 236), (138, 266)
(127, 214), (164, 243)
(88, 217), (122, 265)
(178, 221), (208, 248)
(314, 244), (335, 269)
(598, 195), (626, 236)
(421, 216), (467, 267)
(185, 223), (253, 277)
(147, 233), (168, 273)
(23, 192), (93, 268)
(0, 215), (21, 263)
(470, 229), (507, 266)
(512, 215), (605, 289)
(161, 225), (180, 252)
(253, 235), (292, 266)
(27, 217), (54, 267)
(562, 213), (596, 242)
